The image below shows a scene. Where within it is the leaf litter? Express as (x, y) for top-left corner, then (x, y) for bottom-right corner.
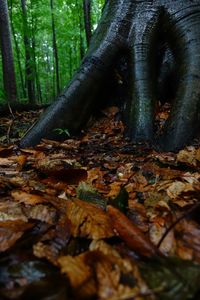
(0, 106), (200, 299)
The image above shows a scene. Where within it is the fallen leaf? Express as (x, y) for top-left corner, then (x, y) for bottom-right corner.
(11, 190), (45, 205)
(0, 220), (33, 252)
(0, 200), (27, 222)
(107, 205), (158, 257)
(24, 204), (57, 224)
(58, 254), (96, 299)
(66, 199), (114, 239)
(167, 181), (194, 199)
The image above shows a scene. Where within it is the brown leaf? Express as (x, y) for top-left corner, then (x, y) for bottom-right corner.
(59, 242), (150, 300)
(58, 254), (96, 299)
(0, 145), (14, 157)
(176, 147), (200, 166)
(11, 190), (45, 205)
(176, 220), (200, 263)
(149, 223), (176, 255)
(107, 205), (158, 257)
(0, 200), (27, 222)
(33, 215), (71, 264)
(0, 157), (17, 167)
(101, 106), (119, 117)
(16, 155), (27, 171)
(24, 204), (57, 224)
(35, 158), (87, 184)
(167, 181), (194, 199)
(66, 199), (114, 239)
(0, 220), (33, 252)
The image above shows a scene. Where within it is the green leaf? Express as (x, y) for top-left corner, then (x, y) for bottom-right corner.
(53, 128), (70, 137)
(77, 182), (107, 210)
(140, 257), (200, 300)
(109, 187), (129, 213)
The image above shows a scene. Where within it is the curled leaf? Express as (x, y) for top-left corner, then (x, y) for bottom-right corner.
(107, 205), (158, 257)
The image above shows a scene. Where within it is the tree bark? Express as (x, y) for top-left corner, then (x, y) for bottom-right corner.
(20, 0), (200, 152)
(10, 0), (26, 99)
(30, 0), (42, 103)
(75, 0), (85, 60)
(0, 0), (17, 103)
(83, 0), (92, 47)
(21, 0), (35, 103)
(50, 0), (60, 95)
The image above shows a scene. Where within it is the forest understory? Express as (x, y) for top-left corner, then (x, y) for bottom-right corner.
(0, 103), (200, 300)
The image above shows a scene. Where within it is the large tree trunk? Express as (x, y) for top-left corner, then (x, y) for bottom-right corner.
(20, 0), (200, 152)
(0, 0), (17, 103)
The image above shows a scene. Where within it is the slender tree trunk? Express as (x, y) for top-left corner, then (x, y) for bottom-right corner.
(32, 30), (42, 103)
(0, 0), (17, 102)
(83, 0), (92, 47)
(10, 0), (26, 99)
(50, 0), (60, 95)
(30, 0), (42, 103)
(69, 47), (72, 79)
(21, 0), (35, 103)
(76, 0), (85, 60)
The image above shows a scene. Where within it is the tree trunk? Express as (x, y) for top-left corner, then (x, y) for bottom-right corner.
(50, 0), (60, 95)
(21, 0), (35, 103)
(83, 0), (92, 47)
(76, 0), (85, 60)
(30, 0), (42, 103)
(0, 0), (17, 103)
(10, 0), (26, 99)
(20, 0), (200, 152)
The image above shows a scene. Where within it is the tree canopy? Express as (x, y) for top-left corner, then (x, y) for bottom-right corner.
(0, 0), (104, 103)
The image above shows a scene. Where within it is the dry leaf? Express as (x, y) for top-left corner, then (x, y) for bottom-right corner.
(149, 223), (176, 255)
(24, 204), (57, 224)
(11, 190), (45, 205)
(58, 254), (96, 299)
(0, 200), (27, 222)
(167, 181), (194, 199)
(107, 205), (158, 257)
(0, 220), (33, 252)
(176, 147), (200, 166)
(66, 199), (114, 239)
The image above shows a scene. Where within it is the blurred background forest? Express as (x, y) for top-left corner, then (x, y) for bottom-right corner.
(0, 0), (104, 105)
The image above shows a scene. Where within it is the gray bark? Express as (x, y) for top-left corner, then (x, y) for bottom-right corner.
(0, 0), (17, 102)
(20, 0), (200, 152)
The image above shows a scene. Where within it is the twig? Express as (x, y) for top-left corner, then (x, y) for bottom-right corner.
(6, 103), (15, 143)
(8, 102), (15, 118)
(157, 201), (200, 249)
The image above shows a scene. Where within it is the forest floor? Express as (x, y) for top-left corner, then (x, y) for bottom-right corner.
(0, 105), (200, 300)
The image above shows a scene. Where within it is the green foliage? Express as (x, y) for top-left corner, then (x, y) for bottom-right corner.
(0, 0), (105, 104)
(140, 257), (200, 300)
(77, 182), (107, 210)
(109, 187), (129, 214)
(53, 127), (70, 137)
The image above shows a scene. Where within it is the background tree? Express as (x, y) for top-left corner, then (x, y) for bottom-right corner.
(0, 0), (17, 103)
(83, 0), (92, 47)
(50, 0), (60, 95)
(21, 0), (35, 103)
(9, 0), (25, 99)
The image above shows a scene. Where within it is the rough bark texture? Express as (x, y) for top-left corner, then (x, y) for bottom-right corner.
(0, 0), (17, 102)
(20, 0), (200, 151)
